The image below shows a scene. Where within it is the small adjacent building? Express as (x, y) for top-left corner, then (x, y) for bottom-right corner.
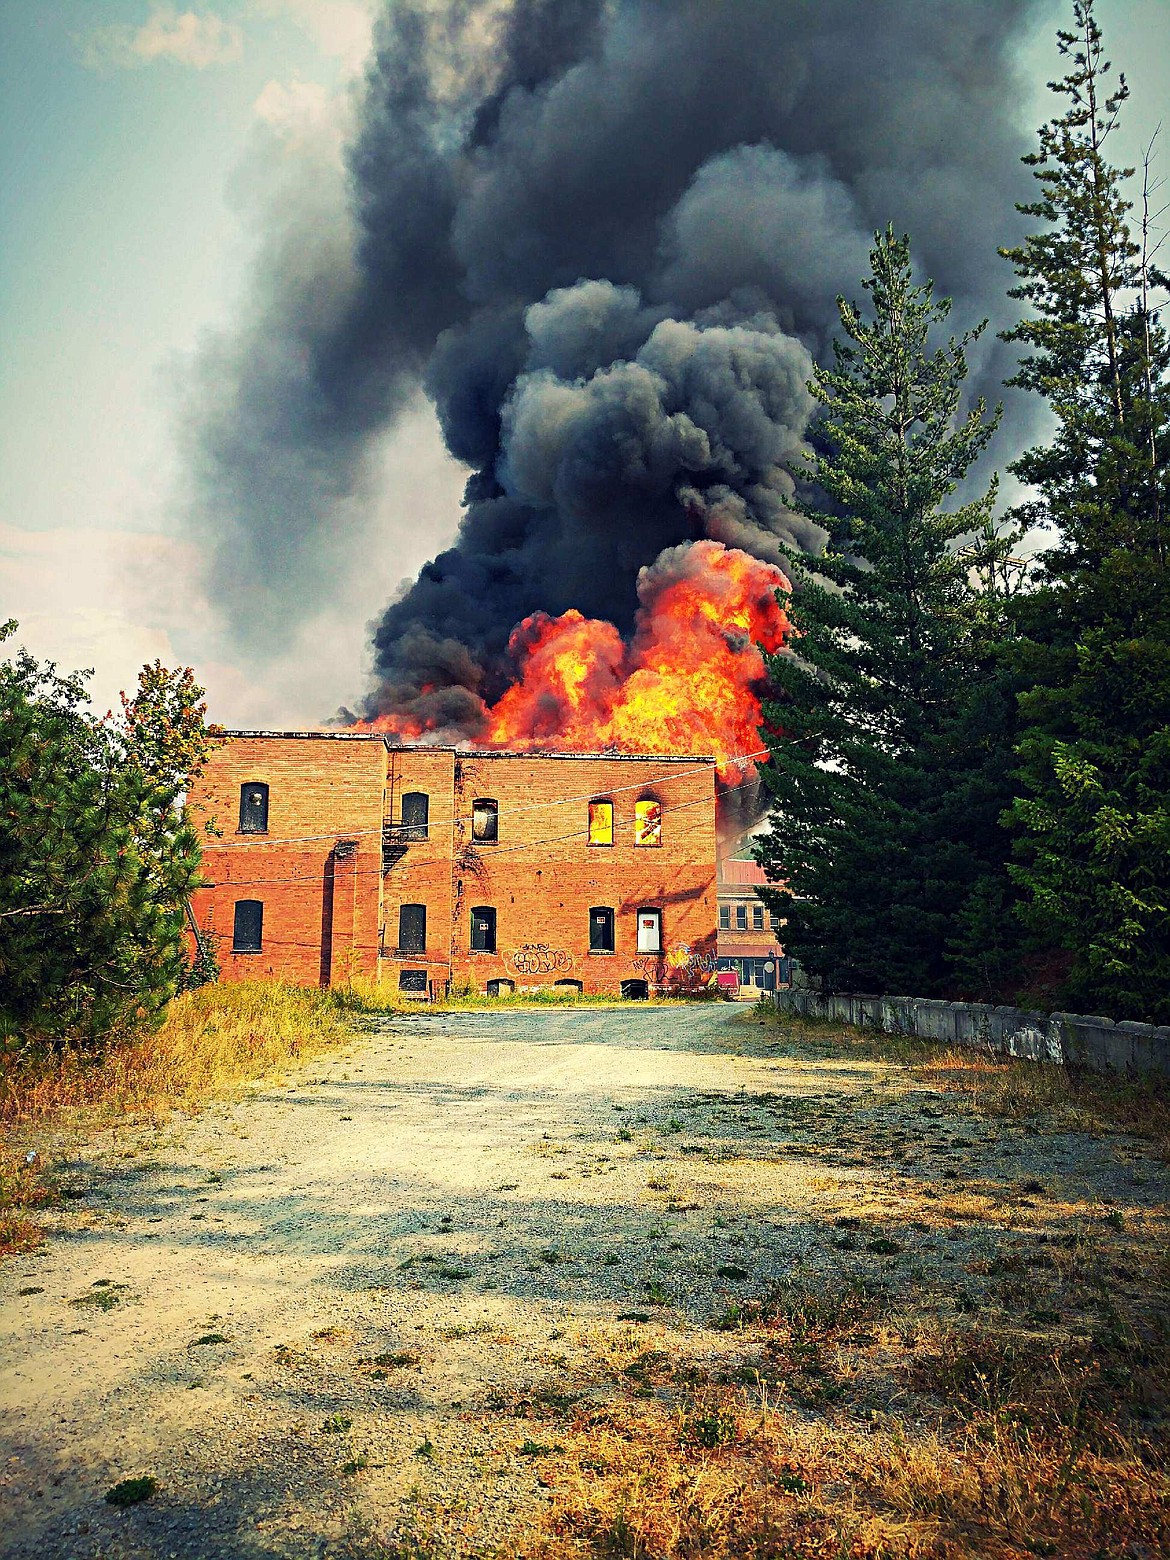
(186, 731), (718, 998)
(715, 858), (789, 994)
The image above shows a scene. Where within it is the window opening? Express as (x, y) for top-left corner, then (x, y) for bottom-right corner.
(399, 969), (428, 995)
(470, 905), (497, 954)
(400, 791), (429, 840)
(238, 782), (269, 834)
(589, 906), (615, 953)
(398, 903), (426, 955)
(719, 904), (731, 931)
(472, 798), (498, 843)
(486, 978), (514, 998)
(554, 979), (583, 994)
(636, 907), (662, 954)
(752, 904), (765, 931)
(633, 798), (662, 847)
(736, 903), (748, 931)
(621, 979), (649, 1001)
(232, 899), (263, 953)
(588, 799), (614, 846)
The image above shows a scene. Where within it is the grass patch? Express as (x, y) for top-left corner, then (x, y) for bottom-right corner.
(0, 1143), (55, 1254)
(104, 1475), (157, 1507)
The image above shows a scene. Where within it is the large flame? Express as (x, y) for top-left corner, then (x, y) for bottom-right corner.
(371, 540), (790, 784)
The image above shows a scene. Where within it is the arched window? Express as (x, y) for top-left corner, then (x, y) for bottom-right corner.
(589, 906), (615, 953)
(400, 791), (429, 840)
(232, 900), (263, 953)
(636, 906), (662, 954)
(588, 798), (614, 846)
(398, 903), (426, 954)
(238, 782), (269, 834)
(472, 798), (498, 843)
(633, 797), (662, 847)
(470, 905), (497, 953)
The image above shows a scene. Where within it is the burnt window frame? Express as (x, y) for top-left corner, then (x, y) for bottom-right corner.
(398, 902), (427, 955)
(232, 899), (264, 954)
(632, 795), (663, 848)
(238, 781), (269, 834)
(636, 906), (662, 954)
(471, 797), (499, 844)
(470, 904), (497, 954)
(400, 791), (429, 841)
(587, 797), (614, 847)
(589, 905), (615, 954)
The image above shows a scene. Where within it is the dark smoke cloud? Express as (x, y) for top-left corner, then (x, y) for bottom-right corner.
(186, 0), (1047, 723)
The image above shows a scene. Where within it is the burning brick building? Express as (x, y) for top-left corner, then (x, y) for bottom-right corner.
(187, 732), (718, 998)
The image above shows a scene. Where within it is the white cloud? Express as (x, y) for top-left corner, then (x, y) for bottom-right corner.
(84, 6), (244, 71)
(252, 0), (377, 73)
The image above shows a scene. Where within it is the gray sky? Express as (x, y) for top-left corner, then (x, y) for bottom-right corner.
(1, 0), (1166, 724)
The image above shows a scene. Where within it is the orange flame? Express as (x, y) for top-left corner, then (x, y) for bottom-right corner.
(372, 541), (790, 783)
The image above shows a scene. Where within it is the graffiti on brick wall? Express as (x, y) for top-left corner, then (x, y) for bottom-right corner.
(511, 943), (573, 975)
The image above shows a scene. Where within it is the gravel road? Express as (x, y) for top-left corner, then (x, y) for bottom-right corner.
(2, 1004), (1164, 1559)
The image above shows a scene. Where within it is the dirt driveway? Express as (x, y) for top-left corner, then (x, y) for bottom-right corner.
(1, 1004), (1165, 1559)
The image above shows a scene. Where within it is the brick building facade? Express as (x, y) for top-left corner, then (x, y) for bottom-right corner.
(716, 858), (790, 993)
(187, 733), (718, 997)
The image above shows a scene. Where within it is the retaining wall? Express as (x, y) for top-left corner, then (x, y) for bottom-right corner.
(769, 989), (1170, 1077)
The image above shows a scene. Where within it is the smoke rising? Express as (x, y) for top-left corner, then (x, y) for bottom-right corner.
(185, 0), (1046, 728)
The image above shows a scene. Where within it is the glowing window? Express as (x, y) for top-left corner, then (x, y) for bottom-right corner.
(633, 798), (662, 847)
(636, 907), (661, 954)
(472, 798), (498, 843)
(588, 799), (614, 846)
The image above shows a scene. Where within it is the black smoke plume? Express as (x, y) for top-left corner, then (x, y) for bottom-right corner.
(188, 0), (1047, 730)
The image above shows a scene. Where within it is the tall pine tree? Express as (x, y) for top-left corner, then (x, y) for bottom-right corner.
(755, 228), (1013, 995)
(1000, 0), (1170, 1021)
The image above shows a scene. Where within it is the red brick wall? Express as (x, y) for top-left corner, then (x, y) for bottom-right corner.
(443, 753), (717, 995)
(188, 734), (386, 986)
(187, 736), (718, 995)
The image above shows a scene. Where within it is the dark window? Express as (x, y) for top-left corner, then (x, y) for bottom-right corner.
(589, 906), (615, 953)
(636, 907), (662, 954)
(735, 903), (748, 932)
(238, 782), (269, 834)
(752, 904), (765, 931)
(470, 905), (497, 953)
(621, 979), (649, 1001)
(486, 978), (514, 997)
(472, 798), (498, 843)
(398, 903), (426, 954)
(719, 904), (731, 930)
(770, 913), (783, 934)
(400, 791), (429, 840)
(399, 969), (427, 994)
(232, 899), (263, 953)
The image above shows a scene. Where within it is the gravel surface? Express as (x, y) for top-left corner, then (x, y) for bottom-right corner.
(1, 1004), (1165, 1559)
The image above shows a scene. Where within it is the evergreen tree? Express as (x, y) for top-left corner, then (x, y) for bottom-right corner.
(755, 228), (1011, 995)
(0, 626), (216, 1046)
(1000, 0), (1170, 1021)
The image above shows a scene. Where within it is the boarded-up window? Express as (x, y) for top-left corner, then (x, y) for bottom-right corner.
(401, 791), (429, 840)
(238, 782), (269, 834)
(399, 969), (427, 994)
(752, 904), (765, 931)
(589, 906), (615, 953)
(633, 798), (662, 847)
(472, 798), (498, 843)
(399, 903), (426, 954)
(719, 904), (731, 930)
(588, 799), (613, 846)
(470, 905), (497, 953)
(232, 899), (263, 953)
(636, 907), (662, 954)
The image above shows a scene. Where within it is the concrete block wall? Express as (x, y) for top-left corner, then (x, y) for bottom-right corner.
(769, 989), (1170, 1077)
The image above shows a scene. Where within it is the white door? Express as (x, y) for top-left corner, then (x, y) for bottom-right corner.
(637, 909), (661, 954)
